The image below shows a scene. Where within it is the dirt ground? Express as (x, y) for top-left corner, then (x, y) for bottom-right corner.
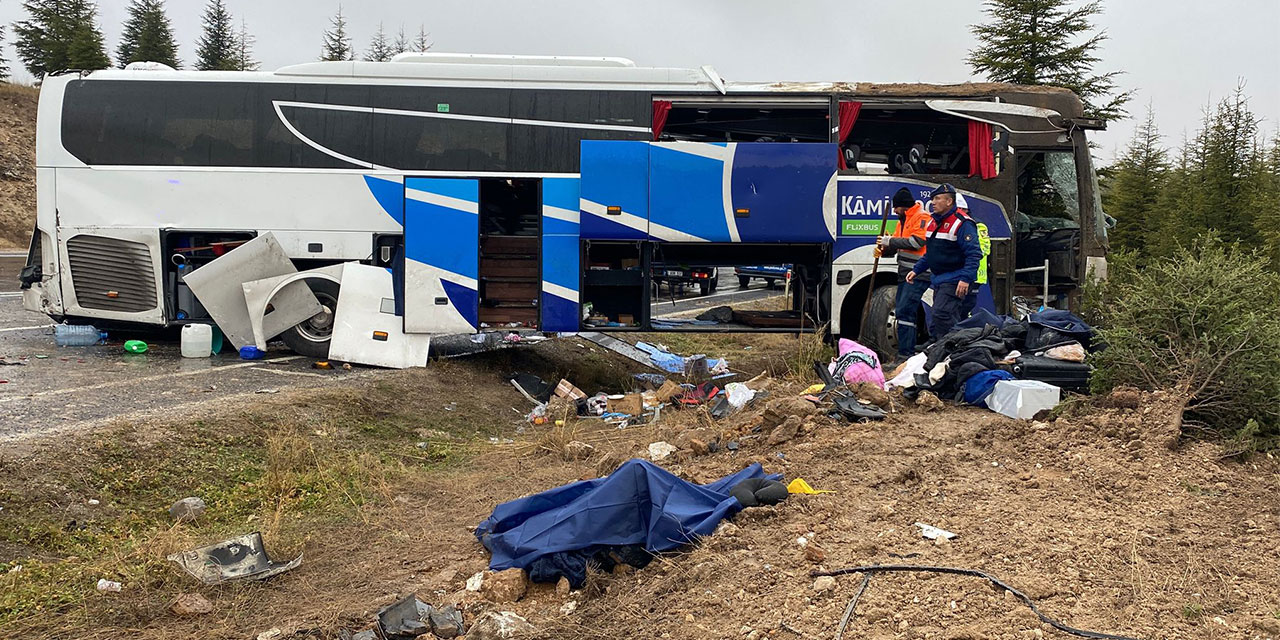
(1, 333), (1278, 640)
(0, 83), (37, 250)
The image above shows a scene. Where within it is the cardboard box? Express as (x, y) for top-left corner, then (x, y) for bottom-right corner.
(655, 380), (684, 403)
(606, 393), (643, 416)
(620, 258), (640, 270)
(554, 379), (587, 401)
(617, 313), (635, 325)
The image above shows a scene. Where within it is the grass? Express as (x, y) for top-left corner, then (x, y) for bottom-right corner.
(0, 376), (485, 634)
(1181, 602), (1204, 620)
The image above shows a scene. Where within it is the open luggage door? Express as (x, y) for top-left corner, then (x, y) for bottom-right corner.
(403, 177), (480, 334)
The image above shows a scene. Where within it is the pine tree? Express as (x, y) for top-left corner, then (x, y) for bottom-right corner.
(364, 22), (393, 62)
(320, 5), (352, 61)
(194, 0), (236, 71)
(968, 0), (1130, 122)
(0, 25), (10, 81)
(13, 0), (111, 77)
(231, 18), (259, 71)
(412, 24), (431, 53)
(391, 25), (409, 56)
(1103, 107), (1168, 255)
(116, 0), (180, 68)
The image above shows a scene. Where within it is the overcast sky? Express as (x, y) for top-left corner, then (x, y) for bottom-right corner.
(2, 0), (1277, 163)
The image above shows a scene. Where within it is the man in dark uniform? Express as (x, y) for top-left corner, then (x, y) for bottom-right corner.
(905, 183), (983, 340)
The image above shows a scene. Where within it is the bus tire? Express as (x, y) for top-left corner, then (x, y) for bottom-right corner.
(280, 279), (340, 359)
(858, 284), (898, 360)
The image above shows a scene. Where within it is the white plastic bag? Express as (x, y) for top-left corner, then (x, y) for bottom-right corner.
(724, 382), (756, 410)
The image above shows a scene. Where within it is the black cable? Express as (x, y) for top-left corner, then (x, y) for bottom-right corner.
(811, 564), (1144, 640)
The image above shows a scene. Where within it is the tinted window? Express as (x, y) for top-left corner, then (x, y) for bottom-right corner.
(61, 80), (653, 172)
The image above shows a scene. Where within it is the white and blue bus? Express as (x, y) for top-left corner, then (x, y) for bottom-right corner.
(20, 53), (1109, 357)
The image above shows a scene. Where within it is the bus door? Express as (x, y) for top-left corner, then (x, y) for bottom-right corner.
(403, 177), (480, 334)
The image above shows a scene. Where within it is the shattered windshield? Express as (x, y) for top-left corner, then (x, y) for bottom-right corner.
(1017, 151), (1081, 230)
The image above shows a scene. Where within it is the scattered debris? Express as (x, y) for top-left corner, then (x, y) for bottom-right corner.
(559, 600), (578, 615)
(169, 496), (207, 522)
(724, 382), (757, 411)
(167, 532), (302, 584)
(254, 388), (279, 394)
(429, 604), (466, 638)
(95, 578), (122, 593)
(647, 441), (677, 461)
(87, 498), (100, 505)
(123, 340), (148, 354)
(170, 593), (214, 616)
(376, 594), (433, 638)
(256, 628), (283, 640)
(239, 346), (265, 360)
(915, 522), (958, 540)
(696, 305), (734, 323)
(812, 576), (837, 592)
(554, 379), (586, 401)
(852, 382), (891, 409)
(466, 571), (484, 592)
(986, 380), (1061, 419)
(786, 478), (834, 495)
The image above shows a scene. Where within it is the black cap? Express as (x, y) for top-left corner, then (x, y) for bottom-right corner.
(892, 188), (915, 209)
(929, 183), (957, 199)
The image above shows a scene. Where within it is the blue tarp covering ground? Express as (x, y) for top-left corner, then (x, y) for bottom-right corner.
(476, 459), (780, 572)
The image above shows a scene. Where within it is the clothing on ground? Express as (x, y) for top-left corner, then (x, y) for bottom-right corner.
(829, 338), (886, 388)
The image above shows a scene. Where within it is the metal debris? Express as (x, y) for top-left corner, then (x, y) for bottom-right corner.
(167, 532), (302, 585)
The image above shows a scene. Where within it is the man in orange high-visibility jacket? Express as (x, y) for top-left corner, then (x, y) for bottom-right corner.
(876, 187), (930, 363)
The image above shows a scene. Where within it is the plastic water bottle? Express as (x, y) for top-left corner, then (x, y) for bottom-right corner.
(55, 324), (107, 347)
(181, 324), (213, 358)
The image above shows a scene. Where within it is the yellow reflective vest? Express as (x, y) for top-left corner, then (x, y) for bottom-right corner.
(976, 222), (991, 285)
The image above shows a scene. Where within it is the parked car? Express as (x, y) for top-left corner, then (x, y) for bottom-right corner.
(652, 264), (719, 296)
(734, 265), (791, 289)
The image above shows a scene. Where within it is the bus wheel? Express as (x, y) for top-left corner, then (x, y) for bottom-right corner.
(858, 285), (898, 361)
(280, 279), (340, 358)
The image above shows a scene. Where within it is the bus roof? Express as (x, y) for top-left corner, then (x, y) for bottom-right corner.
(67, 55), (1085, 115)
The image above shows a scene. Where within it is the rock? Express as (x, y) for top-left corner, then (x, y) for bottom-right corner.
(555, 576), (571, 597)
(687, 438), (711, 456)
(559, 601), (578, 615)
(428, 604), (465, 639)
(715, 522), (740, 537)
(432, 567), (461, 589)
(480, 568), (527, 603)
(685, 613), (696, 623)
(256, 630), (283, 640)
(648, 441), (677, 461)
(169, 497), (207, 522)
(762, 397), (816, 428)
(170, 593), (213, 616)
(915, 391), (944, 412)
(564, 440), (594, 460)
(804, 545), (827, 564)
(467, 611), (535, 640)
(853, 382), (891, 409)
(465, 571), (484, 592)
(812, 576), (836, 592)
(767, 415), (803, 445)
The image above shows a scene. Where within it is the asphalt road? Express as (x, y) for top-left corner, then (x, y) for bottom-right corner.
(0, 253), (379, 444)
(0, 259), (781, 443)
(649, 266), (783, 318)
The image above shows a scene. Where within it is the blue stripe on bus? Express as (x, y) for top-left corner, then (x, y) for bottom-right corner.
(441, 279), (479, 329)
(541, 291), (579, 332)
(542, 177), (581, 214)
(364, 175), (404, 225)
(580, 141), (648, 239)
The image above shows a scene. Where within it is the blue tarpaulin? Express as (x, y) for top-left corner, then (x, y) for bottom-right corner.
(476, 459), (779, 571)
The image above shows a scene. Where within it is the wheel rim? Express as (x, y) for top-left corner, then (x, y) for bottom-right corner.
(296, 292), (337, 342)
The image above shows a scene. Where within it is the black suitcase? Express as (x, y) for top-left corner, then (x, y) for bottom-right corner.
(1011, 355), (1091, 392)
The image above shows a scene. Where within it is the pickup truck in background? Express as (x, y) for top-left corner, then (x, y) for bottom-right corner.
(734, 265), (791, 289)
(652, 264), (720, 296)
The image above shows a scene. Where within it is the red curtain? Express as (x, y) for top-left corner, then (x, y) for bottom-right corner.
(968, 120), (998, 179)
(837, 101), (862, 169)
(651, 100), (672, 141)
